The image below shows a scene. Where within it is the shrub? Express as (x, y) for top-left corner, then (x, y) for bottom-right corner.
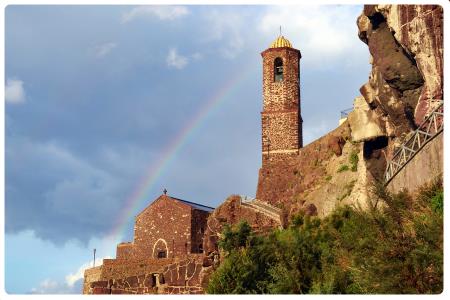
(208, 179), (443, 294)
(337, 164), (349, 173)
(349, 152), (359, 172)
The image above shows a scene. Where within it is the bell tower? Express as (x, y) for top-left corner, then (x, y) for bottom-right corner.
(261, 35), (302, 164)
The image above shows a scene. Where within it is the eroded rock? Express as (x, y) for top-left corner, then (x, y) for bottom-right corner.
(348, 96), (387, 142)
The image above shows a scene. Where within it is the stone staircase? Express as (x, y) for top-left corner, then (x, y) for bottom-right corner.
(239, 195), (283, 226)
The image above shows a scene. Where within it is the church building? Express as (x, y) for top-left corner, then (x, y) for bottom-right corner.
(115, 193), (214, 260)
(83, 33), (302, 294)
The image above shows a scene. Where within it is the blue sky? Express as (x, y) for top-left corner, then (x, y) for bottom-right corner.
(4, 4), (370, 294)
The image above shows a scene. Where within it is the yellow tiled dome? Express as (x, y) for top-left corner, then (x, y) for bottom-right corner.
(269, 35), (292, 48)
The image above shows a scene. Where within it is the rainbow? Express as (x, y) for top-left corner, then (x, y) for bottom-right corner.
(107, 63), (256, 244)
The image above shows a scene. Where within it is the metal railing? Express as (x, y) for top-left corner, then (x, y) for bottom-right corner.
(340, 108), (353, 119)
(240, 195), (256, 203)
(384, 100), (443, 184)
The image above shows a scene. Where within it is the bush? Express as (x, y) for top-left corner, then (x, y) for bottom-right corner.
(349, 152), (359, 172)
(208, 179), (443, 294)
(337, 165), (349, 173)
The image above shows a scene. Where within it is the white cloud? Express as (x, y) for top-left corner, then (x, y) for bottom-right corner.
(259, 5), (367, 67)
(121, 5), (189, 23)
(204, 10), (245, 59)
(30, 256), (111, 294)
(30, 278), (75, 294)
(5, 78), (26, 104)
(191, 52), (203, 61)
(94, 42), (117, 58)
(65, 256), (111, 287)
(30, 279), (59, 294)
(303, 119), (335, 146)
(166, 48), (188, 69)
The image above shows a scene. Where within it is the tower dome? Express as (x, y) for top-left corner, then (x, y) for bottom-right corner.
(269, 35), (292, 48)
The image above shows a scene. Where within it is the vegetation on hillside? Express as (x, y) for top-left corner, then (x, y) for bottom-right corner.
(207, 179), (443, 294)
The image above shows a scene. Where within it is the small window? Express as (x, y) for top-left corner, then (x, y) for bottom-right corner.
(274, 57), (283, 82)
(157, 250), (167, 258)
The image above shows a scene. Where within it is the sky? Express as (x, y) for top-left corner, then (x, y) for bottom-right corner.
(3, 4), (371, 294)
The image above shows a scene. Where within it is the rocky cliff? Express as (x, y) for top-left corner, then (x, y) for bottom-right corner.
(352, 5), (443, 146)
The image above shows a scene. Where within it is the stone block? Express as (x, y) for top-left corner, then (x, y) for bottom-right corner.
(187, 264), (202, 286)
(111, 288), (125, 294)
(137, 274), (145, 284)
(186, 262), (196, 278)
(178, 265), (186, 280)
(92, 287), (109, 294)
(126, 276), (139, 288)
(144, 275), (155, 287)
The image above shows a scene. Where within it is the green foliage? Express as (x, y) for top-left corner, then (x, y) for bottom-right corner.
(349, 151), (359, 172)
(325, 175), (332, 182)
(431, 191), (443, 214)
(337, 164), (349, 173)
(208, 179), (443, 294)
(218, 221), (252, 253)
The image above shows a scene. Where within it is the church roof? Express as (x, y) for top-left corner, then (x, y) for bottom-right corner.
(169, 195), (215, 212)
(269, 35), (292, 48)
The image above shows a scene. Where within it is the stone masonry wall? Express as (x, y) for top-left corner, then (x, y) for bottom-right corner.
(116, 242), (133, 259)
(83, 266), (102, 294)
(261, 46), (302, 165)
(262, 110), (300, 154)
(131, 195), (193, 259)
(84, 256), (205, 294)
(190, 209), (209, 253)
(256, 123), (352, 210)
(262, 47), (301, 112)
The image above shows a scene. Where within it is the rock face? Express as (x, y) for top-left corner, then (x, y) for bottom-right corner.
(348, 96), (387, 142)
(354, 5), (443, 142)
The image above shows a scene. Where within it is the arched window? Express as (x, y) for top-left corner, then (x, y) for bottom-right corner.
(274, 57), (283, 82)
(153, 238), (168, 259)
(157, 250), (167, 258)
